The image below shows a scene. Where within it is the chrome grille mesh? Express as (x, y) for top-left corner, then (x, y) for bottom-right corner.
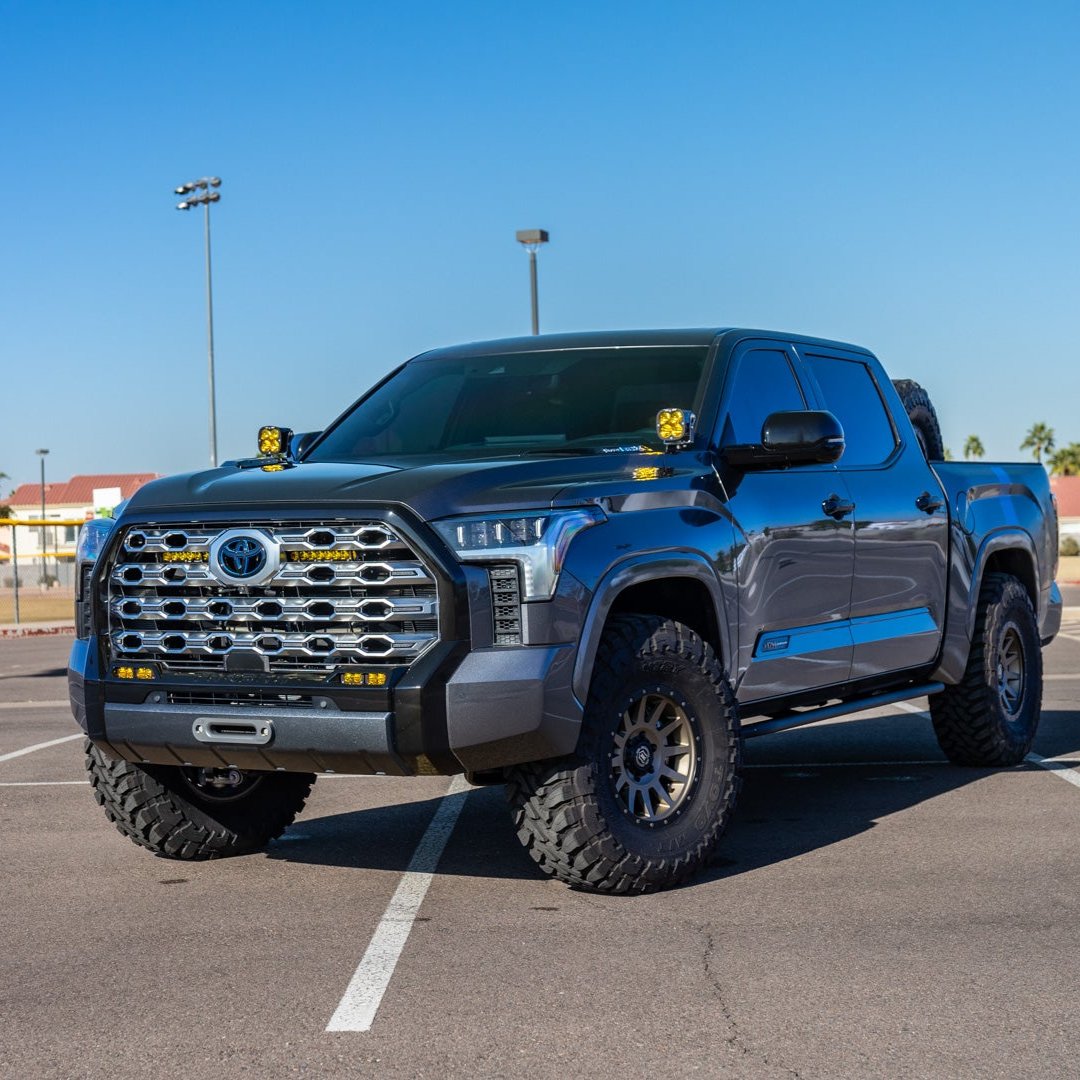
(105, 521), (439, 676)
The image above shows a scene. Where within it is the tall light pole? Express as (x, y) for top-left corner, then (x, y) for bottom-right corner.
(36, 448), (48, 584)
(515, 229), (549, 335)
(175, 176), (222, 466)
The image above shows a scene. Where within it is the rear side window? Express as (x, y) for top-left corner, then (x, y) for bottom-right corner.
(719, 349), (806, 445)
(807, 355), (896, 466)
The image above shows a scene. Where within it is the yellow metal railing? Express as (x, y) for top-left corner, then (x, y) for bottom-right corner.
(0, 518), (93, 626)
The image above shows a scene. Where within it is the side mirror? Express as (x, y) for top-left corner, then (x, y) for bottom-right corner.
(290, 431), (321, 459)
(724, 410), (845, 468)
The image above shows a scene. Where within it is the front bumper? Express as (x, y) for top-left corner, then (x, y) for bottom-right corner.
(69, 634), (583, 776)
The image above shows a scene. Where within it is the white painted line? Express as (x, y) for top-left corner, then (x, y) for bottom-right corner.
(0, 780), (86, 787)
(1045, 673), (1080, 681)
(891, 701), (930, 717)
(0, 700), (70, 710)
(326, 774), (472, 1033)
(745, 760), (946, 769)
(1026, 753), (1080, 790)
(1054, 632), (1080, 645)
(0, 733), (82, 763)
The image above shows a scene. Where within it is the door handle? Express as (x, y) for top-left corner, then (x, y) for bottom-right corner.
(822, 493), (855, 519)
(916, 491), (944, 514)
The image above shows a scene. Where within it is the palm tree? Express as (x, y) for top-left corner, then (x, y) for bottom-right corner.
(1020, 422), (1055, 463)
(963, 435), (985, 460)
(1048, 443), (1080, 477)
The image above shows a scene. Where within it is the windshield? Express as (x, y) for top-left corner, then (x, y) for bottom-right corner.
(307, 347), (710, 461)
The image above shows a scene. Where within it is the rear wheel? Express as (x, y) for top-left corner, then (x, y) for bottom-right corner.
(930, 573), (1042, 765)
(506, 615), (740, 893)
(892, 378), (944, 460)
(85, 741), (314, 858)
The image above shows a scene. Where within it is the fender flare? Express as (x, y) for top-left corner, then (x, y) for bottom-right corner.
(571, 552), (731, 702)
(965, 528), (1039, 639)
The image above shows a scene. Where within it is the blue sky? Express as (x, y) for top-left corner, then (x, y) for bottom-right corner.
(2, 1), (1078, 494)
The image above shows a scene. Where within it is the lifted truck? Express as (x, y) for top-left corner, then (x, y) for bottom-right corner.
(69, 328), (1062, 893)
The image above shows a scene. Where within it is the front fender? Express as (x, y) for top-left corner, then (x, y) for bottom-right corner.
(571, 552), (732, 702)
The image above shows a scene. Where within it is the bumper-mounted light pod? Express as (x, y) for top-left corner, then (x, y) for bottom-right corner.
(656, 408), (697, 451)
(433, 507), (605, 600)
(341, 671), (388, 687)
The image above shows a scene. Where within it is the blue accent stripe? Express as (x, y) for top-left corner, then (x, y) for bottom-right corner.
(754, 607), (936, 661)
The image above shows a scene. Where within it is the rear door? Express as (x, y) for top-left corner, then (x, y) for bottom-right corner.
(799, 349), (948, 679)
(715, 341), (855, 702)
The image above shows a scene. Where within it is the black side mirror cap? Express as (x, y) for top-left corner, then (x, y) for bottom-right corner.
(724, 410), (845, 468)
(290, 431), (322, 459)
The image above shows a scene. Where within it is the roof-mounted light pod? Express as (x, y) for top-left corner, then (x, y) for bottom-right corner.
(656, 408), (696, 452)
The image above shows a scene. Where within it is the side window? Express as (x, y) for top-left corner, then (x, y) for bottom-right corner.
(720, 349), (807, 445)
(807, 355), (896, 466)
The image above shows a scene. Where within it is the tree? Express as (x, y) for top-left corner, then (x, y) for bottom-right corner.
(1048, 443), (1080, 477)
(0, 470), (9, 517)
(943, 446), (954, 461)
(1020, 422), (1055, 463)
(963, 435), (985, 460)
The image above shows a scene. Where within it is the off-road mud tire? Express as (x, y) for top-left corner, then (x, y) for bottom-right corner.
(85, 741), (314, 858)
(892, 378), (944, 460)
(930, 573), (1042, 766)
(506, 615), (740, 894)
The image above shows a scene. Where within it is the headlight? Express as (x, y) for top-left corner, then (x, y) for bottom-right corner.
(76, 517), (117, 565)
(433, 507), (605, 600)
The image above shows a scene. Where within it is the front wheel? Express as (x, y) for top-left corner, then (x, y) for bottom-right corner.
(930, 572), (1042, 765)
(506, 616), (740, 894)
(85, 741), (314, 859)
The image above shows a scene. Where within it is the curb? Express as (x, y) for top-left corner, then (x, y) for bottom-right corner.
(0, 623), (76, 639)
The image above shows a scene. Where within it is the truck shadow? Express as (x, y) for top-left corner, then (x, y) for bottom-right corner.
(267, 708), (1080, 883)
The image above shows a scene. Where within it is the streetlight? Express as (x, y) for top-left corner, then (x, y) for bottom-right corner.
(515, 229), (549, 335)
(175, 176), (222, 467)
(36, 448), (48, 585)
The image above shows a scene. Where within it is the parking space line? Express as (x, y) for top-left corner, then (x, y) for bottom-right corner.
(745, 760), (946, 769)
(1026, 754), (1080, 790)
(0, 733), (82, 763)
(326, 774), (472, 1033)
(0, 780), (85, 787)
(0, 700), (70, 710)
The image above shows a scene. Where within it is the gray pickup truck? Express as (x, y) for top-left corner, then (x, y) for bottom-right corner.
(69, 328), (1061, 892)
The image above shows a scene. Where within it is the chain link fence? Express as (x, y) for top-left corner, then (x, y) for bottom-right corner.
(0, 518), (87, 625)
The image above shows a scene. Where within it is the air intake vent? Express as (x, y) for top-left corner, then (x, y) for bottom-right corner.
(488, 564), (522, 646)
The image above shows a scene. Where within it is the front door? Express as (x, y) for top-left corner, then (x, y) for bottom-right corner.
(715, 342), (856, 703)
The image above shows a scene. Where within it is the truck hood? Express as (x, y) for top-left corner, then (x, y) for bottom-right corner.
(121, 452), (703, 522)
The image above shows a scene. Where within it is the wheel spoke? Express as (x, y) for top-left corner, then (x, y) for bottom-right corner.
(647, 698), (667, 727)
(660, 765), (689, 785)
(651, 781), (673, 808)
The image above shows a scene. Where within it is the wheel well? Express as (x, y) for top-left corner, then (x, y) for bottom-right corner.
(606, 578), (722, 662)
(983, 548), (1037, 606)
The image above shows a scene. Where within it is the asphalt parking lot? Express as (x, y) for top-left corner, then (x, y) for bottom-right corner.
(2, 622), (1079, 1079)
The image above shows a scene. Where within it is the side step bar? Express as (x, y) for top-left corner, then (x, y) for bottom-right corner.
(741, 682), (944, 740)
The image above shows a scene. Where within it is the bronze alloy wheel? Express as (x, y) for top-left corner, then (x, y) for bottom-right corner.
(995, 623), (1026, 716)
(610, 690), (699, 824)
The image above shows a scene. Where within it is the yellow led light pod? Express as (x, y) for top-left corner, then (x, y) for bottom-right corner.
(342, 672), (364, 686)
(114, 666), (135, 680)
(257, 425), (293, 456)
(656, 408), (697, 451)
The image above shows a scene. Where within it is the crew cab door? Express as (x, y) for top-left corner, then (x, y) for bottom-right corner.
(799, 349), (948, 679)
(715, 342), (856, 702)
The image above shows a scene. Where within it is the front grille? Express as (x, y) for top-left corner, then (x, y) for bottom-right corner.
(104, 520), (439, 677)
